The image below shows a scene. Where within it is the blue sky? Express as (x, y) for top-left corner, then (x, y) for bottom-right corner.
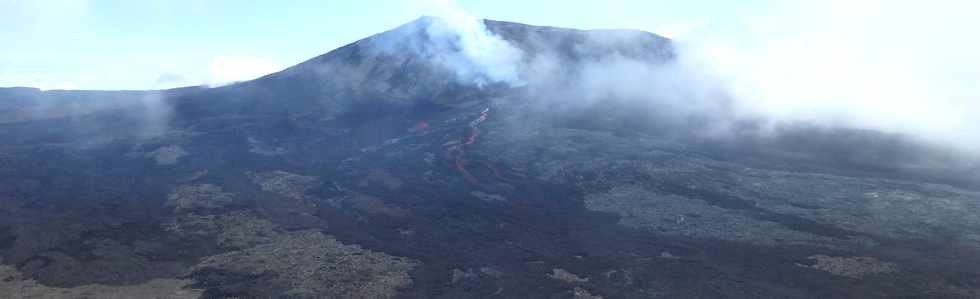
(3, 0), (980, 148)
(0, 0), (771, 90)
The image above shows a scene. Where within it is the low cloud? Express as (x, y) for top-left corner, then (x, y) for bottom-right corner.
(665, 1), (980, 151)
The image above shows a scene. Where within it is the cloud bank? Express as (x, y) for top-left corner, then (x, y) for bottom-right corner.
(666, 1), (980, 150)
(399, 0), (979, 153)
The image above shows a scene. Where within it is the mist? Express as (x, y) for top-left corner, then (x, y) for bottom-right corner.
(0, 88), (175, 146)
(663, 1), (980, 151)
(410, 1), (980, 156)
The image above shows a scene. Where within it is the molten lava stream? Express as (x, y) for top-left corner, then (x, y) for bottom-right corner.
(446, 108), (492, 184)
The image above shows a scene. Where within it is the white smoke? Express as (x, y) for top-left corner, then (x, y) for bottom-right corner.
(402, 1), (980, 152)
(414, 0), (524, 87)
(137, 91), (173, 138)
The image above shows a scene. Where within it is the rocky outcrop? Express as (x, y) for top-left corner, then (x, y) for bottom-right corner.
(164, 212), (277, 250)
(162, 177), (418, 298)
(572, 287), (604, 299)
(732, 170), (980, 248)
(164, 184), (235, 213)
(146, 145), (188, 166)
(548, 268), (589, 283)
(470, 191), (507, 203)
(798, 255), (898, 278)
(194, 230), (418, 298)
(247, 170), (319, 201)
(0, 261), (201, 299)
(584, 185), (840, 247)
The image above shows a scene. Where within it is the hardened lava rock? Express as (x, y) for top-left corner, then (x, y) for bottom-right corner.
(0, 262), (202, 299)
(164, 184), (235, 213)
(247, 170), (319, 201)
(193, 230), (418, 298)
(798, 255), (898, 279)
(145, 145), (188, 166)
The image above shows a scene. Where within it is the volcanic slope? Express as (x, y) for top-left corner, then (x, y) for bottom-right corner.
(0, 17), (979, 298)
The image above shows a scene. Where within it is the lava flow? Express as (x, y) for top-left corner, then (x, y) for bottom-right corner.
(447, 108), (490, 184)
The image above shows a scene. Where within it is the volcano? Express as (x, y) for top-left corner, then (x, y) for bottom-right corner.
(0, 17), (978, 298)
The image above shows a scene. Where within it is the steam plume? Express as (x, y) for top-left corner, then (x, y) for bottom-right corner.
(411, 0), (525, 86)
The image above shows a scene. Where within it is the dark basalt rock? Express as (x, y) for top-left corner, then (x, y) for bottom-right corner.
(0, 227), (14, 250)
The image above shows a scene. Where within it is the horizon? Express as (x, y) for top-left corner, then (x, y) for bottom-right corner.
(4, 0), (980, 149)
(0, 15), (667, 92)
(3, 0), (726, 91)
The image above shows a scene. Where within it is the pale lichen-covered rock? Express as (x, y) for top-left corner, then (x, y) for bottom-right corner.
(0, 261), (202, 299)
(572, 287), (604, 299)
(164, 204), (417, 297)
(194, 230), (418, 298)
(247, 170), (319, 201)
(159, 181), (417, 297)
(548, 268), (589, 283)
(584, 185), (837, 247)
(470, 191), (507, 203)
(798, 255), (898, 278)
(449, 268), (467, 285)
(733, 170), (980, 247)
(146, 145), (188, 165)
(165, 184), (234, 213)
(163, 211), (277, 249)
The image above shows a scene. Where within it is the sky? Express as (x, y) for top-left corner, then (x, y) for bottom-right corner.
(2, 0), (979, 149)
(0, 0), (788, 90)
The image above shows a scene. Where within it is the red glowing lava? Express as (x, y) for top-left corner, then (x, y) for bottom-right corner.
(409, 120), (430, 133)
(446, 108), (491, 184)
